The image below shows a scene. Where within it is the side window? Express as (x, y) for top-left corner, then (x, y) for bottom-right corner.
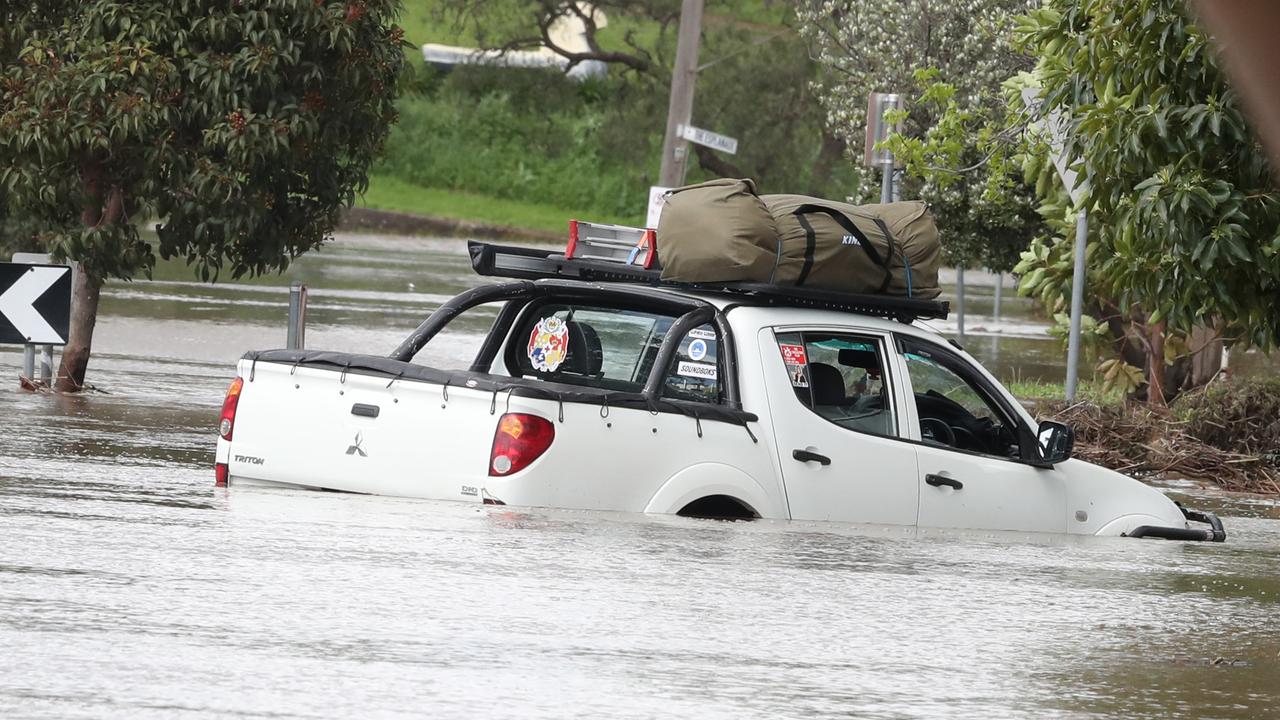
(510, 303), (721, 403)
(900, 340), (1020, 458)
(661, 324), (721, 403)
(774, 332), (896, 437)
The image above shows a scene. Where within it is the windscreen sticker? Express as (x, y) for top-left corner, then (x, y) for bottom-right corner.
(677, 361), (717, 380)
(687, 338), (709, 361)
(787, 364), (809, 388)
(779, 343), (807, 366)
(527, 316), (569, 372)
(687, 328), (717, 341)
(779, 343), (809, 388)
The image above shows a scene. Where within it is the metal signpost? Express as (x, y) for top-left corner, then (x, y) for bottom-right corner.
(865, 93), (903, 204)
(2, 258), (73, 385)
(1022, 88), (1090, 402)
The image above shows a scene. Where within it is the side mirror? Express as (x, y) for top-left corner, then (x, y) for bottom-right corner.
(1036, 420), (1075, 465)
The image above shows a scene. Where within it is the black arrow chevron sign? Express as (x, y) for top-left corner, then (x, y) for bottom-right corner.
(0, 263), (73, 345)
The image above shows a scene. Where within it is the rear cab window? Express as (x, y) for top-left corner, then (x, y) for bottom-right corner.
(507, 302), (723, 403)
(774, 331), (897, 437)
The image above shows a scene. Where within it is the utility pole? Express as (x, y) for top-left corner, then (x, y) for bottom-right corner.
(658, 0), (705, 187)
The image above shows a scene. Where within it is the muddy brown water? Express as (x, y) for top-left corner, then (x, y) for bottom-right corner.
(2, 234), (1278, 719)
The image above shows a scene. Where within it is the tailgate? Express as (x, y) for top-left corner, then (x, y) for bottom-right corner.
(225, 359), (499, 500)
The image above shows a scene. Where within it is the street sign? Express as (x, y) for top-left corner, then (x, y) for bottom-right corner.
(1020, 87), (1090, 402)
(864, 93), (903, 168)
(1021, 88), (1088, 205)
(0, 263), (72, 345)
(677, 123), (738, 154)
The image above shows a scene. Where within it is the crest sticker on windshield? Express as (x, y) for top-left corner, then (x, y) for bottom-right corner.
(527, 316), (569, 372)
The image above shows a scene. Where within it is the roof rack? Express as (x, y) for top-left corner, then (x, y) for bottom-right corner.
(467, 238), (949, 323)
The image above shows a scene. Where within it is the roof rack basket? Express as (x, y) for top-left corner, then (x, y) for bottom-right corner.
(467, 222), (949, 324)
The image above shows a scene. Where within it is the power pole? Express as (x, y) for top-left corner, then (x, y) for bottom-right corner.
(658, 0), (704, 187)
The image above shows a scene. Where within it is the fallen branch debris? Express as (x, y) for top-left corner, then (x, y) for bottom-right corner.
(1035, 379), (1280, 494)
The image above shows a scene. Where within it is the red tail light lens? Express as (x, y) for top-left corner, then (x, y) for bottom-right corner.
(219, 377), (244, 441)
(215, 462), (229, 487)
(489, 413), (555, 476)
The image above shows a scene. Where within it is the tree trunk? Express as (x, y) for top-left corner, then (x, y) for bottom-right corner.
(54, 269), (102, 393)
(1146, 318), (1168, 408)
(54, 162), (121, 393)
(1165, 325), (1224, 394)
(1186, 324), (1224, 387)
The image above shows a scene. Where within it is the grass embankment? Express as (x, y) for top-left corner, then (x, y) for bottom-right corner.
(1006, 379), (1122, 405)
(362, 1), (798, 234)
(360, 176), (634, 233)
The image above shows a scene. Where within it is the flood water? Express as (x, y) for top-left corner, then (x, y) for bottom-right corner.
(2, 234), (1278, 719)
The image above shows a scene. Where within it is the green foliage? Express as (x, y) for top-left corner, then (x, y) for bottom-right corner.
(0, 0), (406, 282)
(376, 69), (649, 219)
(361, 174), (636, 230)
(1018, 0), (1280, 351)
(797, 0), (1045, 271)
(1005, 377), (1122, 404)
(0, 189), (43, 257)
(683, 27), (859, 195)
(373, 2), (856, 223)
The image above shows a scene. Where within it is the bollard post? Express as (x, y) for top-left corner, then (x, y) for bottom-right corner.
(287, 282), (307, 350)
(993, 272), (1004, 324)
(38, 345), (53, 385)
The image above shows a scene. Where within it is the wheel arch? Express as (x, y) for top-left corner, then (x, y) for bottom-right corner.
(644, 462), (783, 519)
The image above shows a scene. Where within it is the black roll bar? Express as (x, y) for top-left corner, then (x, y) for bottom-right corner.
(388, 280), (743, 408)
(641, 305), (716, 400)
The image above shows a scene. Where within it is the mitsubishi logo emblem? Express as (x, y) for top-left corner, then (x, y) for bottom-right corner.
(346, 431), (367, 457)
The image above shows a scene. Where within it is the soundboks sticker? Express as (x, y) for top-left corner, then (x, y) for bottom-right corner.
(676, 361), (717, 380)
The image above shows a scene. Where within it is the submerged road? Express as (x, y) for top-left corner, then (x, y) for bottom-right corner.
(1, 233), (1278, 719)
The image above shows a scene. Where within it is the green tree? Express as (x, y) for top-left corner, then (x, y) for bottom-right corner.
(0, 1), (405, 391)
(796, 0), (1043, 272)
(428, 0), (853, 193)
(1014, 0), (1280, 404)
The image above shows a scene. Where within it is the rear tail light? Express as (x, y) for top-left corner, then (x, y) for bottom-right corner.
(489, 413), (555, 476)
(215, 462), (229, 487)
(219, 377), (244, 441)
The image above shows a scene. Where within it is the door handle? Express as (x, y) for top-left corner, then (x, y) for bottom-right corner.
(792, 449), (831, 466)
(925, 473), (963, 490)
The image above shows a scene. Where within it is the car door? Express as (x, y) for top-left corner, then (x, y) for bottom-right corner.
(892, 335), (1067, 534)
(759, 327), (919, 526)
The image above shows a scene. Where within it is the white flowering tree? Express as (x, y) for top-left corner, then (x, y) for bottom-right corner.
(795, 0), (1041, 272)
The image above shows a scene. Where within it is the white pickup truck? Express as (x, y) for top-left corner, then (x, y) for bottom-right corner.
(214, 233), (1225, 541)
